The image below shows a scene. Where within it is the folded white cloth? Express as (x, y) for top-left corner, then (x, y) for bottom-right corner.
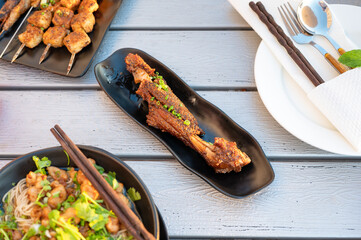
(229, 0), (361, 151)
(308, 68), (361, 151)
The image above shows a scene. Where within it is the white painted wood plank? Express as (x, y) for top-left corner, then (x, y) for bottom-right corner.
(0, 31), (260, 89)
(0, 160), (360, 238)
(110, 0), (248, 29)
(108, 0), (361, 29)
(0, 90), (331, 157)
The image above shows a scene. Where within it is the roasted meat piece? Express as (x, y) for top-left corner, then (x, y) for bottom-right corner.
(59, 0), (80, 10)
(63, 30), (91, 54)
(125, 53), (251, 173)
(71, 12), (95, 33)
(18, 24), (43, 48)
(52, 6), (74, 29)
(2, 0), (31, 31)
(78, 0), (98, 13)
(0, 0), (21, 24)
(43, 26), (68, 47)
(27, 9), (52, 29)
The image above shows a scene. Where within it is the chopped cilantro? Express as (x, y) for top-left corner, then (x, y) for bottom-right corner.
(104, 172), (119, 190)
(94, 163), (104, 174)
(127, 187), (141, 202)
(33, 156), (51, 175)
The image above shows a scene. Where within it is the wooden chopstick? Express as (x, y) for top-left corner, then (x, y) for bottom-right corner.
(50, 125), (156, 240)
(249, 1), (324, 86)
(255, 2), (325, 85)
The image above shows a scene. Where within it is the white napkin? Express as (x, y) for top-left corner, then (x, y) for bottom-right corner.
(228, 0), (357, 92)
(308, 68), (361, 151)
(229, 0), (361, 151)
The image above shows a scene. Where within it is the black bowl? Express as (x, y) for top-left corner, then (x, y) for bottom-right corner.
(0, 145), (160, 239)
(94, 48), (275, 198)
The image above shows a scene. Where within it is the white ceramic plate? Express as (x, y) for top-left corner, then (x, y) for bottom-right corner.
(255, 4), (361, 156)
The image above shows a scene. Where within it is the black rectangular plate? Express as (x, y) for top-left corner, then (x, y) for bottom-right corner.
(94, 48), (275, 198)
(0, 0), (122, 77)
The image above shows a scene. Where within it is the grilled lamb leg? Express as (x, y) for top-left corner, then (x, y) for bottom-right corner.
(125, 53), (251, 173)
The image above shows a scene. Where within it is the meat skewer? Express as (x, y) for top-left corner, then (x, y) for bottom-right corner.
(39, 6), (73, 63)
(125, 53), (252, 173)
(11, 24), (42, 62)
(0, 0), (41, 58)
(63, 29), (90, 74)
(40, 0), (97, 65)
(11, 7), (51, 62)
(0, 0), (21, 28)
(39, 25), (67, 63)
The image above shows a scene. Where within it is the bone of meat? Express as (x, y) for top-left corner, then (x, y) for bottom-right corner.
(125, 53), (251, 173)
(0, 0), (21, 24)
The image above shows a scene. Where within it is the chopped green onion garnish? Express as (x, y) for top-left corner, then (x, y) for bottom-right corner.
(156, 101), (160, 105)
(165, 95), (169, 100)
(168, 106), (174, 112)
(163, 105), (168, 109)
(150, 97), (155, 101)
(184, 120), (190, 126)
(172, 110), (176, 115)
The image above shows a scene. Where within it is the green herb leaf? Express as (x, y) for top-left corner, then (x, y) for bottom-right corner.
(338, 49), (361, 68)
(0, 229), (10, 240)
(93, 164), (104, 174)
(104, 172), (119, 190)
(64, 150), (70, 166)
(33, 156), (51, 175)
(49, 210), (60, 229)
(127, 187), (141, 202)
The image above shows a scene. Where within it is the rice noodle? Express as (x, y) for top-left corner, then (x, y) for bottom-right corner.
(2, 178), (34, 230)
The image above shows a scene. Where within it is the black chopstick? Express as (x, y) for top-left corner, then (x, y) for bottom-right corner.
(249, 1), (324, 86)
(50, 125), (155, 240)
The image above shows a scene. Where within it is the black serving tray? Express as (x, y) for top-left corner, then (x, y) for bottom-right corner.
(0, 0), (122, 77)
(0, 145), (161, 239)
(94, 48), (275, 198)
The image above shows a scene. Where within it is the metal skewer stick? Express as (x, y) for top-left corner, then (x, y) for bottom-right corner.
(0, 6), (33, 58)
(39, 43), (50, 64)
(11, 42), (25, 62)
(67, 52), (76, 75)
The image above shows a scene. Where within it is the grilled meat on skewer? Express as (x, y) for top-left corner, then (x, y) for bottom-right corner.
(0, 0), (21, 25)
(78, 0), (98, 13)
(27, 9), (52, 29)
(39, 25), (67, 63)
(1, 0), (31, 33)
(43, 25), (67, 47)
(11, 24), (42, 62)
(63, 29), (91, 74)
(125, 53), (251, 173)
(18, 24), (42, 47)
(71, 12), (94, 33)
(52, 6), (73, 28)
(59, 0), (80, 10)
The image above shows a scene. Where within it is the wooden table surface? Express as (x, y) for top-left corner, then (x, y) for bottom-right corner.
(1, 0), (361, 239)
